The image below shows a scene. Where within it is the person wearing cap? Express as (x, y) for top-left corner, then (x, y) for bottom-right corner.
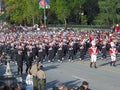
(36, 65), (46, 90)
(30, 60), (39, 90)
(77, 81), (91, 90)
(89, 40), (99, 68)
(109, 42), (118, 66)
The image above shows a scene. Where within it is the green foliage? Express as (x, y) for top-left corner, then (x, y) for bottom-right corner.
(94, 0), (120, 25)
(83, 0), (99, 25)
(4, 0), (87, 26)
(4, 0), (120, 26)
(5, 0), (43, 25)
(55, 0), (70, 21)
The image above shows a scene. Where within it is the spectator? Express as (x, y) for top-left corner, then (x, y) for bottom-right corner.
(9, 82), (21, 90)
(36, 65), (46, 90)
(30, 60), (39, 90)
(57, 83), (67, 90)
(26, 68), (33, 90)
(77, 81), (91, 90)
(0, 82), (9, 90)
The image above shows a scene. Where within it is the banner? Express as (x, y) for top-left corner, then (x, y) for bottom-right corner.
(38, 0), (50, 9)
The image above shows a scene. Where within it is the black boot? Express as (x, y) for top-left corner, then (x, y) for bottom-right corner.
(90, 62), (92, 68)
(94, 62), (97, 68)
(110, 61), (112, 66)
(113, 61), (116, 67)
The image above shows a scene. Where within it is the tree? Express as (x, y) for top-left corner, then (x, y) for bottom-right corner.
(5, 0), (43, 25)
(54, 0), (70, 28)
(94, 0), (120, 25)
(83, 0), (99, 25)
(63, 0), (86, 25)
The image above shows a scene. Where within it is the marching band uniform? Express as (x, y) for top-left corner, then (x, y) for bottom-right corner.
(89, 41), (99, 68)
(48, 44), (54, 63)
(57, 43), (64, 63)
(79, 42), (86, 61)
(101, 41), (107, 59)
(109, 42), (118, 66)
(38, 45), (44, 63)
(68, 42), (74, 62)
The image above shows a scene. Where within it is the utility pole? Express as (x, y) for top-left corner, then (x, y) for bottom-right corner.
(44, 0), (46, 28)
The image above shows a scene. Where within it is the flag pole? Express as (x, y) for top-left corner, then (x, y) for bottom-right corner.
(44, 0), (46, 28)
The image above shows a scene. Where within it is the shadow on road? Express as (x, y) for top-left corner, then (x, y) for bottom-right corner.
(46, 80), (59, 89)
(46, 79), (81, 90)
(44, 64), (59, 71)
(64, 79), (81, 88)
(98, 62), (110, 67)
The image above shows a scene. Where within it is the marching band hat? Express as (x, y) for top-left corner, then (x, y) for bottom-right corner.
(91, 40), (96, 46)
(110, 42), (115, 47)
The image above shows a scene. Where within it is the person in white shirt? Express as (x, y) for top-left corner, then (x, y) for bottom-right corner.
(26, 68), (33, 90)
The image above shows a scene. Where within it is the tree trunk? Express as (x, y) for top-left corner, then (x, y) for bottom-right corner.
(64, 18), (67, 29)
(32, 16), (34, 26)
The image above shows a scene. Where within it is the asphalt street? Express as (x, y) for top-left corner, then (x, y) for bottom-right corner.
(0, 52), (120, 90)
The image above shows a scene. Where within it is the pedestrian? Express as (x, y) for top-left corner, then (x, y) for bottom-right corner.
(89, 40), (99, 68)
(0, 81), (10, 90)
(30, 60), (39, 90)
(36, 65), (46, 90)
(109, 42), (118, 66)
(57, 83), (68, 90)
(9, 82), (21, 90)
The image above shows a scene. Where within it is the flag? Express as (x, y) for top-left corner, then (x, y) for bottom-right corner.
(38, 0), (50, 9)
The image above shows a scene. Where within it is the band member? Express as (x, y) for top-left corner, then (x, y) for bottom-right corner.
(89, 40), (99, 68)
(57, 43), (64, 63)
(38, 45), (44, 63)
(109, 42), (118, 66)
(79, 41), (86, 61)
(68, 42), (74, 62)
(101, 41), (107, 59)
(48, 43), (55, 63)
